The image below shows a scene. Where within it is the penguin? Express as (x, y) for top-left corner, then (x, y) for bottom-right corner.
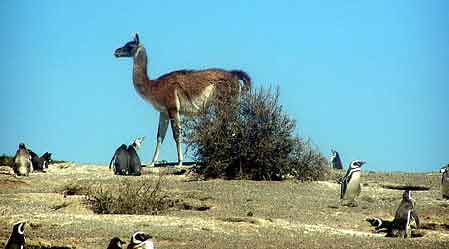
(366, 217), (392, 233)
(127, 231), (154, 249)
(29, 150), (52, 172)
(330, 149), (343, 170)
(440, 164), (449, 199)
(107, 237), (126, 249)
(110, 144), (129, 175)
(127, 137), (144, 176)
(340, 160), (366, 203)
(387, 190), (420, 238)
(5, 222), (26, 249)
(13, 143), (33, 176)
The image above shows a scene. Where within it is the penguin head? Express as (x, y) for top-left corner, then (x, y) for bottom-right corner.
(9, 222), (26, 246)
(107, 237), (126, 249)
(18, 143), (27, 150)
(12, 222), (26, 236)
(403, 190), (413, 201)
(441, 164), (449, 174)
(128, 231), (154, 249)
(132, 137), (145, 150)
(350, 160), (366, 169)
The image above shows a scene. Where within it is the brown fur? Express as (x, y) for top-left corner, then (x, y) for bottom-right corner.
(133, 47), (249, 115)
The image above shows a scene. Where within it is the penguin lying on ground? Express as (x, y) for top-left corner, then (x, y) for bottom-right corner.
(388, 190), (420, 238)
(339, 160), (366, 205)
(107, 237), (126, 249)
(127, 231), (154, 249)
(441, 164), (449, 199)
(110, 137), (144, 176)
(330, 149), (343, 170)
(366, 217), (393, 233)
(13, 143), (32, 176)
(5, 222), (26, 249)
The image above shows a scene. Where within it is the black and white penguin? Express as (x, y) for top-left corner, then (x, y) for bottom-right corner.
(387, 190), (420, 238)
(441, 164), (449, 199)
(29, 150), (52, 172)
(127, 231), (154, 249)
(340, 160), (366, 202)
(127, 137), (144, 176)
(13, 143), (32, 176)
(107, 237), (126, 249)
(330, 149), (343, 170)
(110, 144), (129, 175)
(5, 222), (26, 249)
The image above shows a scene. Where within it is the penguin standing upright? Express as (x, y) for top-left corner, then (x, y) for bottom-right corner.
(330, 150), (343, 170)
(340, 160), (366, 203)
(110, 144), (129, 175)
(127, 137), (144, 176)
(127, 231), (154, 249)
(440, 164), (449, 199)
(13, 144), (32, 176)
(107, 237), (126, 249)
(387, 190), (420, 238)
(5, 222), (26, 249)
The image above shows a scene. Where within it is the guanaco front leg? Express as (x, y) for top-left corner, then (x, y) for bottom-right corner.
(169, 110), (183, 166)
(150, 112), (169, 166)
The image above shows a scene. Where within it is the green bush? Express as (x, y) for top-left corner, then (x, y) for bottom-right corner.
(183, 87), (329, 181)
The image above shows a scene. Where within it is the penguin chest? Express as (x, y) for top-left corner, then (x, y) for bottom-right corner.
(345, 172), (361, 199)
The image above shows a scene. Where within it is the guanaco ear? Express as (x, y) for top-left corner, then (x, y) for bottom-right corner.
(134, 33), (140, 44)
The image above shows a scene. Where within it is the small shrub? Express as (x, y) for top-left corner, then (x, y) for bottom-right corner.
(0, 154), (14, 166)
(183, 86), (329, 181)
(86, 176), (172, 215)
(62, 183), (88, 196)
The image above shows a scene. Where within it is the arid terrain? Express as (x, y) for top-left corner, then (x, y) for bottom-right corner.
(0, 163), (448, 249)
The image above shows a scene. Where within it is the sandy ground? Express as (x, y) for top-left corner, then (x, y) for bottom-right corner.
(0, 163), (448, 248)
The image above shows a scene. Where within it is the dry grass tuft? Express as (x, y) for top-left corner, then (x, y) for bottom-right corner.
(86, 175), (173, 215)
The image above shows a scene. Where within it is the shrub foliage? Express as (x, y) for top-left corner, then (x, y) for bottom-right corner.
(183, 87), (329, 181)
(86, 176), (171, 215)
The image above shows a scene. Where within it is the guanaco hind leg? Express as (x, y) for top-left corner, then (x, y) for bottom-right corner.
(150, 112), (169, 166)
(169, 110), (183, 166)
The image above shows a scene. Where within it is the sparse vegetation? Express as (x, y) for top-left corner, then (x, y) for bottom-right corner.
(183, 87), (329, 181)
(86, 176), (172, 215)
(61, 182), (88, 196)
(0, 164), (448, 249)
(0, 154), (13, 166)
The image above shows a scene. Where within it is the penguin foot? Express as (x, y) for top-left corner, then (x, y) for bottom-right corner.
(341, 200), (358, 207)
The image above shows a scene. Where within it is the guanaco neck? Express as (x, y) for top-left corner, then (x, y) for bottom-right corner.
(132, 45), (151, 97)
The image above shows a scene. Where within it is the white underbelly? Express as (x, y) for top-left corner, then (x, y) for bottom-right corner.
(177, 85), (215, 115)
(345, 172), (361, 199)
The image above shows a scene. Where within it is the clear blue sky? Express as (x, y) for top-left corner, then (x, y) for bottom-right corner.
(1, 1), (448, 172)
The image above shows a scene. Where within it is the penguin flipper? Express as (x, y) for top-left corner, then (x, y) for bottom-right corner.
(109, 144), (127, 169)
(340, 179), (347, 199)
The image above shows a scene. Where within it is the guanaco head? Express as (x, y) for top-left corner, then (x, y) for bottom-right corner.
(114, 33), (140, 58)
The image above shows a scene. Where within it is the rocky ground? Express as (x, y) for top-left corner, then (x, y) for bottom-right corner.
(0, 163), (448, 248)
